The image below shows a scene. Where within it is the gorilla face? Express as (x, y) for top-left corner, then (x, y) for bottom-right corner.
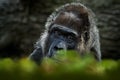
(45, 24), (78, 57)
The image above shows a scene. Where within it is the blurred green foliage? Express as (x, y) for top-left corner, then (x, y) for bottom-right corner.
(0, 51), (120, 80)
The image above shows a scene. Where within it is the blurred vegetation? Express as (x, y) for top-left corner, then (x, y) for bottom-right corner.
(0, 0), (119, 79)
(0, 51), (120, 80)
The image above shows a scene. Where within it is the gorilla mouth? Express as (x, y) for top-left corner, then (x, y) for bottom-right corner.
(47, 40), (67, 58)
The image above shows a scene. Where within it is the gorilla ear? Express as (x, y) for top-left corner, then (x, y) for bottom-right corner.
(28, 46), (43, 65)
(83, 31), (90, 43)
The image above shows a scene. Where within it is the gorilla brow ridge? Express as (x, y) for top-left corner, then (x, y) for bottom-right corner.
(50, 24), (79, 37)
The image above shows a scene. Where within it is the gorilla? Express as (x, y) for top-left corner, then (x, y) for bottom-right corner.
(29, 3), (101, 64)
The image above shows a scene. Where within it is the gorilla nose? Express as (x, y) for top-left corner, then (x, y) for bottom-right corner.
(54, 41), (67, 50)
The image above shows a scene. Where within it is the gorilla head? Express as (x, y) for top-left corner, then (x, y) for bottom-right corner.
(29, 3), (101, 64)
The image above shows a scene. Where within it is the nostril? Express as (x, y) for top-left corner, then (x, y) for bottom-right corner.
(54, 42), (66, 50)
(54, 46), (63, 50)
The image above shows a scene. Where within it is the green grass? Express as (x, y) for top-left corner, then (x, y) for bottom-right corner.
(0, 51), (120, 80)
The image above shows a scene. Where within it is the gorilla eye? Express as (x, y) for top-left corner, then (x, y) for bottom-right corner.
(54, 30), (58, 34)
(67, 35), (75, 43)
(67, 35), (74, 40)
(54, 30), (61, 36)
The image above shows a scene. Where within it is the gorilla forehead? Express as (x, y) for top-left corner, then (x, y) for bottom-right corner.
(54, 11), (83, 31)
(45, 2), (91, 31)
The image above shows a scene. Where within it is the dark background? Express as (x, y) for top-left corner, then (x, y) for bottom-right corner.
(0, 0), (120, 59)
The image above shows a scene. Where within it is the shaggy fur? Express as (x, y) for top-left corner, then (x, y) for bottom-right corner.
(35, 3), (101, 61)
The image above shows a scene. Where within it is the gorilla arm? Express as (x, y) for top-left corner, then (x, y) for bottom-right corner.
(28, 46), (43, 65)
(90, 27), (101, 61)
